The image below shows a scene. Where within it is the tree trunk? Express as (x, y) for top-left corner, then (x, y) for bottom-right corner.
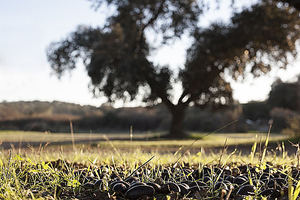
(166, 105), (188, 138)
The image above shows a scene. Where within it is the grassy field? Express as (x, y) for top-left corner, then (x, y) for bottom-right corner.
(0, 130), (155, 142)
(0, 130), (294, 155)
(0, 130), (299, 199)
(0, 130), (289, 147)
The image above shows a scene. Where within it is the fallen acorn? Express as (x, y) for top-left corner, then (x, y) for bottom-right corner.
(125, 176), (139, 184)
(125, 185), (155, 199)
(93, 179), (104, 190)
(214, 182), (228, 191)
(233, 176), (248, 185)
(146, 182), (161, 193)
(128, 181), (146, 190)
(259, 188), (273, 196)
(178, 183), (190, 196)
(238, 165), (248, 174)
(259, 188), (281, 198)
(189, 180), (207, 187)
(222, 169), (232, 176)
(161, 182), (181, 194)
(112, 182), (128, 194)
(231, 168), (240, 177)
(237, 184), (255, 196)
(225, 175), (235, 183)
(110, 180), (130, 189)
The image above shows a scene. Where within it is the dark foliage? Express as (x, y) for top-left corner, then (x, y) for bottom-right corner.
(268, 78), (300, 111)
(242, 101), (270, 121)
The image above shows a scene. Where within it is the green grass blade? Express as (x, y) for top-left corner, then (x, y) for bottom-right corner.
(293, 180), (300, 200)
(250, 135), (257, 164)
(288, 172), (294, 200)
(261, 123), (272, 164)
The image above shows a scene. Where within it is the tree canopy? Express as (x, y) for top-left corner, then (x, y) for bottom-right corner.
(268, 77), (300, 111)
(47, 0), (300, 137)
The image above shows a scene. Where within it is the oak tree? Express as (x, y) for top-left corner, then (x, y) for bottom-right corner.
(47, 0), (300, 137)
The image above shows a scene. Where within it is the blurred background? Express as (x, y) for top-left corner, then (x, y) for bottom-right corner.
(1, 0), (300, 140)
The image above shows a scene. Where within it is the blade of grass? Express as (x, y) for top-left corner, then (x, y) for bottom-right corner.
(173, 119), (239, 166)
(218, 138), (228, 166)
(288, 171), (294, 200)
(69, 120), (76, 152)
(250, 135), (257, 164)
(126, 155), (155, 179)
(261, 120), (272, 164)
(102, 134), (123, 161)
(293, 180), (300, 200)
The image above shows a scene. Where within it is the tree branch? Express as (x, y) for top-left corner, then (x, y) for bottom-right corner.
(160, 94), (175, 110)
(133, 0), (173, 110)
(146, 78), (174, 110)
(137, 0), (166, 47)
(141, 0), (166, 33)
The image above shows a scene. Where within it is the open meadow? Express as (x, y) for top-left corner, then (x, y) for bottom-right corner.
(0, 130), (289, 149)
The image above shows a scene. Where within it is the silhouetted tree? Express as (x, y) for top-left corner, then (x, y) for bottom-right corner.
(243, 101), (270, 121)
(47, 0), (300, 137)
(268, 78), (300, 111)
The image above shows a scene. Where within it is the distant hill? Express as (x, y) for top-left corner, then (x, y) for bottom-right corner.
(0, 101), (103, 121)
(0, 101), (169, 132)
(0, 100), (274, 133)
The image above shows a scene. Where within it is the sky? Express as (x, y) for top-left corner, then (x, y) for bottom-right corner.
(0, 0), (300, 107)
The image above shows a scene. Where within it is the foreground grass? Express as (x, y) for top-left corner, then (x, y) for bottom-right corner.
(0, 138), (299, 199)
(0, 130), (298, 199)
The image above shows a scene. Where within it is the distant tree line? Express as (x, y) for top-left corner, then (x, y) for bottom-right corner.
(0, 103), (244, 133)
(1, 77), (300, 135)
(243, 76), (300, 135)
